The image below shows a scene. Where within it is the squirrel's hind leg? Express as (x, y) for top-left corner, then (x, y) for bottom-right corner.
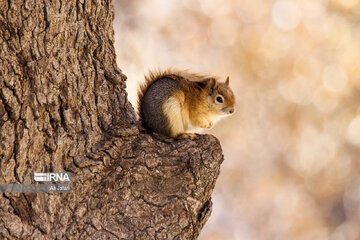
(162, 93), (185, 138)
(176, 133), (198, 140)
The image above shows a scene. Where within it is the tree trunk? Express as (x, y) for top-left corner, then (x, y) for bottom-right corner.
(0, 1), (223, 239)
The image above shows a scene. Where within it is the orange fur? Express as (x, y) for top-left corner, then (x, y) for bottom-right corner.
(137, 70), (211, 121)
(138, 69), (235, 137)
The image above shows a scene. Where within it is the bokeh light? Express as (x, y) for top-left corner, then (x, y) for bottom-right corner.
(113, 0), (360, 239)
(272, 1), (302, 31)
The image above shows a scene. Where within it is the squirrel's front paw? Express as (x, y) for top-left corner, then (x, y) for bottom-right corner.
(199, 120), (213, 129)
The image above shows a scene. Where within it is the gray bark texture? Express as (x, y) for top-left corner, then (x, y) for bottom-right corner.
(0, 0), (223, 239)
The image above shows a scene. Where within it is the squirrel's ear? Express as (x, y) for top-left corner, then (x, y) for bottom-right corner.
(225, 76), (229, 86)
(207, 78), (218, 95)
(198, 78), (218, 95)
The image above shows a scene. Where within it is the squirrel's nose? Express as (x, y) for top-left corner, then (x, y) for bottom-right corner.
(223, 107), (234, 114)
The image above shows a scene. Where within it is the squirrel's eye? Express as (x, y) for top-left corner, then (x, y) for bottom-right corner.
(216, 95), (224, 104)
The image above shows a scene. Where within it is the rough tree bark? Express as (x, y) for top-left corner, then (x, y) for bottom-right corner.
(0, 1), (223, 239)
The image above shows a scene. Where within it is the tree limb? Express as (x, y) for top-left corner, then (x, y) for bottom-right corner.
(0, 0), (224, 239)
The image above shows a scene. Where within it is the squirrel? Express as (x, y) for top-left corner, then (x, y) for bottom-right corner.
(137, 70), (235, 138)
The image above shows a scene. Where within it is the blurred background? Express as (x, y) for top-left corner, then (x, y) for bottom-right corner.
(113, 0), (360, 239)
